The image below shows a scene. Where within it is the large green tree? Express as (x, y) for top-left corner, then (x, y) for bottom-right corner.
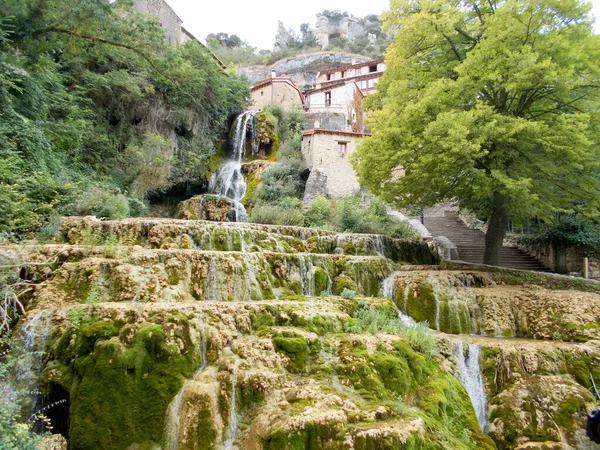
(353, 0), (600, 264)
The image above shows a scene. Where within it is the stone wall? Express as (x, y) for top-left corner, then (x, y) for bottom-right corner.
(514, 239), (600, 279)
(304, 112), (347, 132)
(301, 130), (363, 198)
(250, 78), (303, 111)
(134, 0), (182, 45)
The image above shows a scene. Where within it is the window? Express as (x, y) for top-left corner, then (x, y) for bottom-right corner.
(358, 79), (376, 90)
(369, 64), (377, 72)
(340, 71), (345, 78)
(337, 141), (348, 155)
(325, 91), (331, 107)
(326, 73), (332, 81)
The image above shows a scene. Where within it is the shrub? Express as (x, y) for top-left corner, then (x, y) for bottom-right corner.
(117, 133), (174, 199)
(250, 203), (304, 226)
(73, 186), (130, 219)
(340, 288), (357, 299)
(304, 194), (332, 228)
(279, 196), (303, 210)
(258, 160), (306, 203)
(127, 197), (148, 217)
(277, 140), (303, 162)
(336, 195), (366, 233)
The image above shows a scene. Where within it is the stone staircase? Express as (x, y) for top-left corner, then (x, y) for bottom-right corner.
(424, 213), (549, 272)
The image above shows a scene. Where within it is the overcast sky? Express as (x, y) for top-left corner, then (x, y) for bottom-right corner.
(166, 0), (600, 51)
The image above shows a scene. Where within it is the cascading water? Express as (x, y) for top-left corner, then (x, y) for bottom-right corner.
(19, 310), (52, 419)
(372, 235), (385, 257)
(210, 111), (259, 222)
(453, 342), (488, 432)
(164, 313), (208, 450)
(223, 358), (240, 450)
(382, 272), (416, 327)
(205, 255), (218, 301)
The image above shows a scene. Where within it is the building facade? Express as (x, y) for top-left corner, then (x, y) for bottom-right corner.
(301, 129), (366, 200)
(299, 59), (385, 201)
(250, 76), (304, 111)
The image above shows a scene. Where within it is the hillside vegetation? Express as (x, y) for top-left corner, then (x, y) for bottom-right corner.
(0, 0), (249, 237)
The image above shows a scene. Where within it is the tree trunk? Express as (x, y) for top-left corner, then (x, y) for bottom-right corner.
(483, 192), (510, 266)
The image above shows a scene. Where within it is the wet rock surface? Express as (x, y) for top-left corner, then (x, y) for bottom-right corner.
(3, 216), (600, 449)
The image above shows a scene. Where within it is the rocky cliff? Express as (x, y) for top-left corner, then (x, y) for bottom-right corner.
(2, 216), (600, 449)
(240, 52), (370, 87)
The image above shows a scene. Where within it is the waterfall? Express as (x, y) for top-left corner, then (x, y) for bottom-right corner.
(372, 235), (385, 257)
(453, 342), (488, 432)
(299, 256), (315, 297)
(20, 310), (52, 419)
(164, 313), (208, 450)
(205, 256), (218, 301)
(210, 111), (258, 222)
(382, 272), (416, 327)
(223, 358), (239, 450)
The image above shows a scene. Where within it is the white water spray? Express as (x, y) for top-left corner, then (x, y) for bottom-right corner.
(210, 111), (258, 222)
(453, 342), (488, 432)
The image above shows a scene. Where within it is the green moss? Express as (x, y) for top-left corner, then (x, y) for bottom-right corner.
(61, 319), (194, 450)
(77, 320), (121, 356)
(242, 172), (262, 208)
(343, 242), (358, 255)
(264, 421), (344, 450)
(563, 352), (600, 388)
(313, 267), (330, 295)
(252, 312), (275, 329)
(179, 392), (216, 450)
(273, 336), (310, 373)
(333, 274), (357, 296)
(555, 397), (587, 429)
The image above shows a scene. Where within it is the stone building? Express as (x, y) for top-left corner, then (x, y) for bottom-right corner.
(243, 56), (386, 203)
(133, 0), (225, 68)
(301, 129), (366, 201)
(250, 75), (304, 111)
(133, 0), (183, 45)
(300, 59), (385, 201)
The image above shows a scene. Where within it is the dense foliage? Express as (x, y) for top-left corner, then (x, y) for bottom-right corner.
(353, 0), (600, 264)
(517, 214), (600, 256)
(0, 0), (249, 236)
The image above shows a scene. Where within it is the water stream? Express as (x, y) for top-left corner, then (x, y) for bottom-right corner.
(19, 310), (52, 420)
(453, 342), (488, 432)
(223, 358), (240, 450)
(382, 272), (416, 327)
(210, 111), (258, 222)
(164, 313), (208, 449)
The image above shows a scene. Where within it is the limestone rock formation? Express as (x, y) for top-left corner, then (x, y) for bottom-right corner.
(239, 52), (370, 87)
(274, 21), (294, 49)
(303, 168), (329, 205)
(314, 13), (368, 50)
(174, 194), (238, 222)
(2, 215), (600, 450)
